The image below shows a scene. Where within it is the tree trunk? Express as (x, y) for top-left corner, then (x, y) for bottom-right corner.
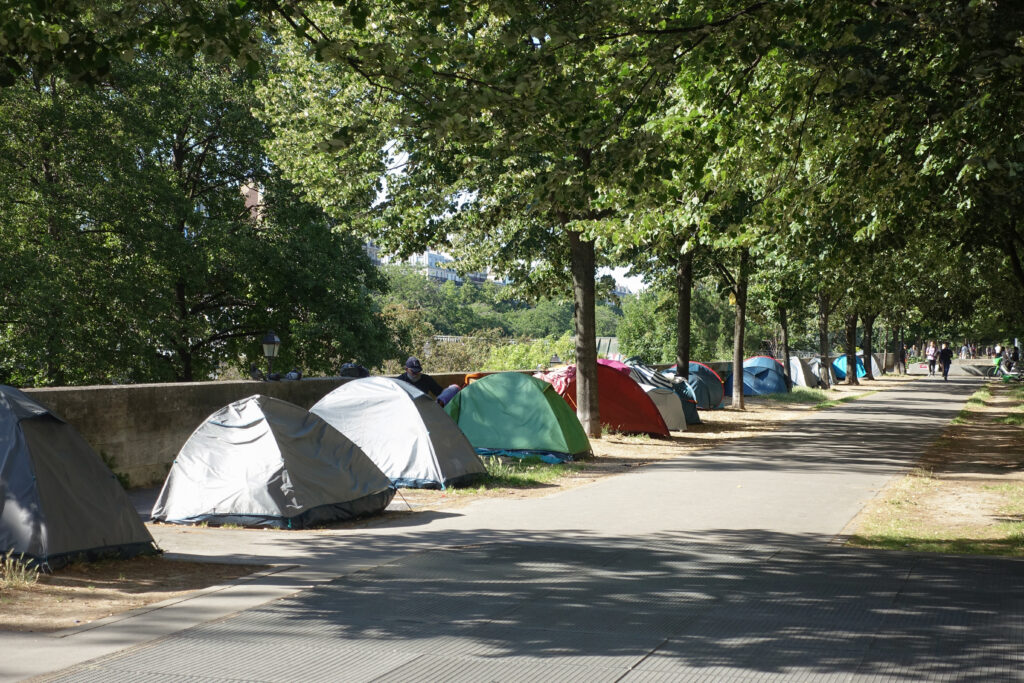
(779, 304), (792, 390)
(176, 278), (193, 382)
(817, 292), (831, 389)
(569, 230), (600, 438)
(675, 247), (693, 378)
(844, 312), (859, 386)
(731, 249), (749, 409)
(861, 312), (878, 380)
(894, 325), (903, 374)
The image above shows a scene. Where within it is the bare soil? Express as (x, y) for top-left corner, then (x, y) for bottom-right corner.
(844, 380), (1024, 553)
(0, 555), (263, 633)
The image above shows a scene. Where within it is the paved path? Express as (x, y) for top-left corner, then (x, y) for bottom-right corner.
(8, 376), (1023, 681)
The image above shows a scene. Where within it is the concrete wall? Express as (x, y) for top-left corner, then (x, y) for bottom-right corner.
(20, 371), (497, 488)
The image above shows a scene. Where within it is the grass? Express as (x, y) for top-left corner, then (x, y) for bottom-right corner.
(996, 413), (1024, 426)
(454, 456), (581, 493)
(760, 387), (830, 404)
(1, 550), (40, 589)
(966, 386), (993, 407)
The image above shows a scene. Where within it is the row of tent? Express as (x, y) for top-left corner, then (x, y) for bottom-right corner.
(2, 351), (884, 566)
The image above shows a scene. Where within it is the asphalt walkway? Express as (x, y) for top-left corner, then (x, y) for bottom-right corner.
(8, 376), (1023, 681)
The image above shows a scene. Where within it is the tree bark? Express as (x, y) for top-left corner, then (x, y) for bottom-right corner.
(861, 312), (878, 380)
(844, 312), (859, 386)
(569, 230), (600, 438)
(816, 292), (831, 389)
(731, 249), (750, 409)
(779, 304), (792, 390)
(675, 247), (693, 378)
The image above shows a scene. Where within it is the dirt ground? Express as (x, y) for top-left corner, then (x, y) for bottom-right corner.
(844, 380), (1024, 554)
(0, 555), (262, 633)
(0, 374), (917, 633)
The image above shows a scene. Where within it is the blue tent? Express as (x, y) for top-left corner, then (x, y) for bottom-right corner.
(724, 356), (789, 396)
(668, 362), (725, 410)
(832, 355), (867, 380)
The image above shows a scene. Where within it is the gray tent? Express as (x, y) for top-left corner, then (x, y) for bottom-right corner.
(0, 385), (157, 571)
(808, 357), (838, 388)
(639, 384), (687, 431)
(788, 356), (823, 389)
(152, 395), (394, 528)
(311, 377), (485, 489)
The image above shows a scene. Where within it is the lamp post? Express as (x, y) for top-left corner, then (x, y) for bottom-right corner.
(261, 330), (281, 378)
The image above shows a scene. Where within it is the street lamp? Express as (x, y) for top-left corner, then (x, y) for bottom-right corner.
(261, 330), (281, 377)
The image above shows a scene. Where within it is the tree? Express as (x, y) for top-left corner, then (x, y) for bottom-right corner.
(0, 51), (394, 385)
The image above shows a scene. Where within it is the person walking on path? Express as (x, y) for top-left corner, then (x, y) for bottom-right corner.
(925, 341), (938, 376)
(395, 356), (444, 398)
(939, 342), (954, 380)
(898, 343), (907, 374)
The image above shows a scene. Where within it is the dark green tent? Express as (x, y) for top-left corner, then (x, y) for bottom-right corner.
(444, 373), (591, 461)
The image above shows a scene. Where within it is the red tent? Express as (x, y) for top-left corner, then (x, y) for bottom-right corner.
(597, 358), (633, 377)
(538, 364), (670, 437)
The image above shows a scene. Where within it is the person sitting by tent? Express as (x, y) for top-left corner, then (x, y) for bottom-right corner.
(395, 356), (443, 398)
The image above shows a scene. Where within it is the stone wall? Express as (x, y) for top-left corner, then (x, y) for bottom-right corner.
(23, 372), (472, 487)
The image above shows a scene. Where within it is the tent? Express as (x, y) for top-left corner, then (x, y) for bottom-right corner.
(832, 355), (866, 380)
(540, 364), (670, 437)
(808, 357), (837, 388)
(640, 384), (687, 431)
(725, 356), (789, 396)
(444, 372), (591, 461)
(311, 377), (485, 489)
(152, 395), (394, 528)
(597, 358), (634, 377)
(0, 385), (157, 571)
(625, 358), (701, 425)
(788, 356), (823, 389)
(680, 361), (725, 409)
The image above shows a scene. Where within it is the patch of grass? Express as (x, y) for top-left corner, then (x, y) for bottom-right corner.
(850, 472), (1024, 557)
(760, 387), (830, 404)
(1, 550), (39, 589)
(950, 408), (970, 425)
(966, 386), (993, 407)
(996, 413), (1024, 426)
(455, 456), (580, 493)
(1010, 386), (1024, 401)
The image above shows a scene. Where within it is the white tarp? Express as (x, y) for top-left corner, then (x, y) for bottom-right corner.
(311, 377), (485, 489)
(152, 395), (393, 527)
(639, 383), (687, 431)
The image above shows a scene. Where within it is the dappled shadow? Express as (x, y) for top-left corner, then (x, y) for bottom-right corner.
(50, 528), (1024, 682)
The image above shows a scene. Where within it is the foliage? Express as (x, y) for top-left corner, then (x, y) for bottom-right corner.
(484, 334), (576, 372)
(454, 456), (580, 493)
(0, 52), (393, 385)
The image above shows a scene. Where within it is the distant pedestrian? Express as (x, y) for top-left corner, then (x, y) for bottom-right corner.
(925, 341), (938, 376)
(939, 343), (954, 381)
(960, 343), (968, 360)
(898, 343), (907, 374)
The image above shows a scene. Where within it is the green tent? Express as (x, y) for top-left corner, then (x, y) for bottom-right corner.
(444, 372), (591, 461)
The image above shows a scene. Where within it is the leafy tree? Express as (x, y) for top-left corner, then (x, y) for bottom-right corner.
(0, 52), (393, 385)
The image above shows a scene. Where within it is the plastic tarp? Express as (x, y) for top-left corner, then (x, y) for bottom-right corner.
(541, 364), (670, 437)
(444, 372), (591, 460)
(639, 384), (687, 431)
(725, 356), (789, 396)
(152, 395), (394, 528)
(626, 359), (701, 425)
(311, 377), (484, 489)
(0, 385), (157, 571)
